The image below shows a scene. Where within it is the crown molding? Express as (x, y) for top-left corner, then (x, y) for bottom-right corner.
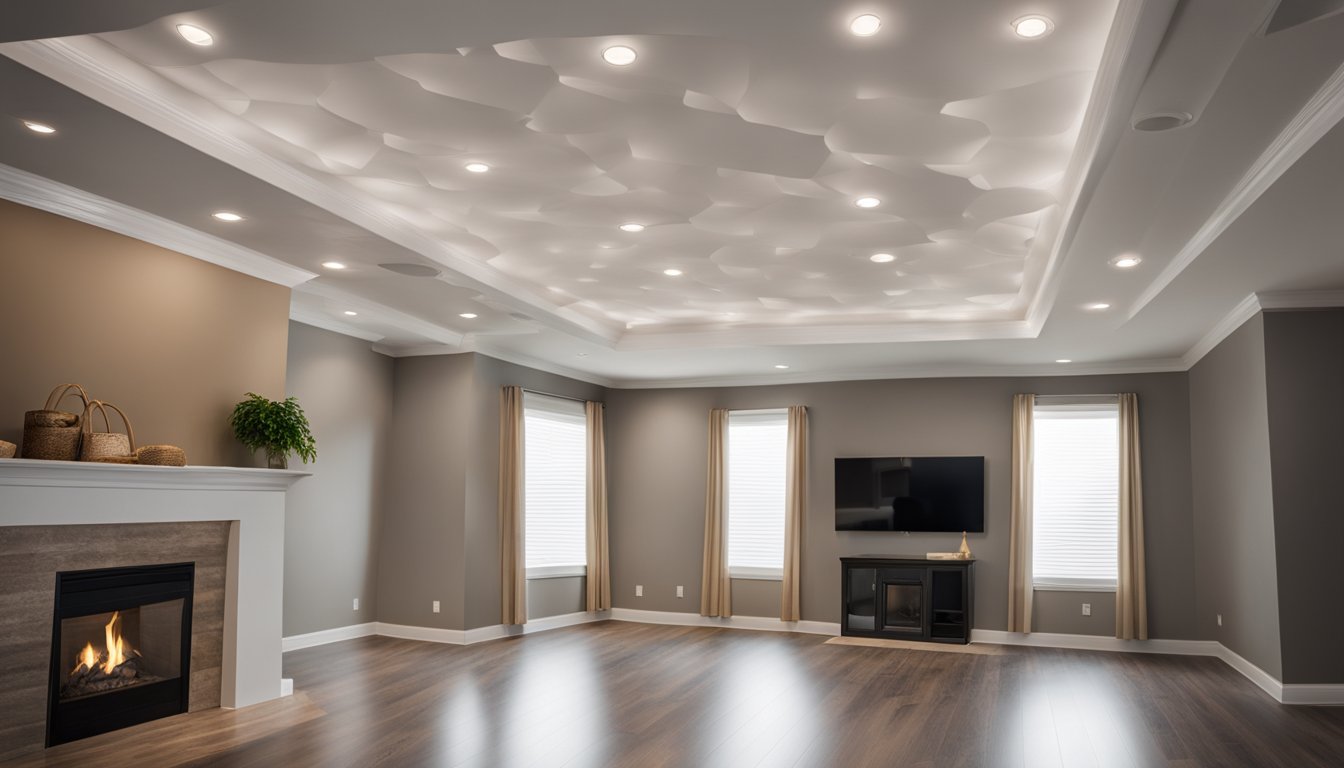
(1180, 293), (1264, 368)
(0, 163), (316, 287)
(614, 318), (1036, 350)
(0, 37), (621, 347)
(1128, 59), (1344, 320)
(1256, 288), (1344, 310)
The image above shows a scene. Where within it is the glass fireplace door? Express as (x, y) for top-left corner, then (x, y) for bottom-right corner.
(881, 580), (924, 634)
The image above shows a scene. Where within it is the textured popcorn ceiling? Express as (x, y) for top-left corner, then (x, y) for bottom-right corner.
(94, 0), (1117, 334)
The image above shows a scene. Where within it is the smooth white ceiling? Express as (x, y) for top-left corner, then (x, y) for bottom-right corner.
(1, 0), (1343, 385)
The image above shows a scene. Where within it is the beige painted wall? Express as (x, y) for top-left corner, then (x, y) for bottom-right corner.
(605, 372), (1198, 638)
(0, 200), (289, 466)
(284, 321), (393, 636)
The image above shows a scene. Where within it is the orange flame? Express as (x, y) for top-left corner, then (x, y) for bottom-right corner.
(102, 611), (126, 673)
(72, 642), (99, 675)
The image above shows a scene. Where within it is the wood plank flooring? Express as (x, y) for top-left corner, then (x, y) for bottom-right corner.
(9, 621), (1344, 768)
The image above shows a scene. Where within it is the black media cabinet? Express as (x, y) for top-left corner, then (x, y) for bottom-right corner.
(840, 556), (975, 644)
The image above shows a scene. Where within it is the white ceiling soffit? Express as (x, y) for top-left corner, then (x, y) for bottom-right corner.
(0, 161), (316, 287)
(0, 0), (1148, 349)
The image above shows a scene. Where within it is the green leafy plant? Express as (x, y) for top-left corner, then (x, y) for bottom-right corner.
(228, 393), (317, 468)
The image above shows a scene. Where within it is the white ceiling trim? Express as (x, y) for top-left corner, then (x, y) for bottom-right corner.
(1179, 288), (1344, 368)
(293, 281), (465, 347)
(608, 357), (1190, 390)
(1128, 59), (1344, 321)
(373, 342), (618, 388)
(0, 162), (316, 287)
(1023, 0), (1170, 332)
(615, 318), (1036, 350)
(0, 37), (622, 347)
(289, 307), (385, 343)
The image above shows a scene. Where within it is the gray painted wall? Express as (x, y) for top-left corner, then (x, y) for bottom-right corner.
(606, 372), (1197, 638)
(372, 352), (605, 631)
(1264, 309), (1344, 684)
(284, 322), (393, 636)
(1189, 315), (1283, 678)
(375, 353), (473, 629)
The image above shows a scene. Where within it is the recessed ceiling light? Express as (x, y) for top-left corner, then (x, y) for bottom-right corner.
(1055, 359), (1072, 364)
(23, 120), (56, 134)
(774, 364), (790, 370)
(459, 312), (478, 319)
(663, 268), (683, 277)
(869, 253), (895, 263)
(1012, 15), (1054, 39)
(855, 196), (881, 208)
(343, 310), (358, 316)
(602, 45), (637, 66)
(176, 23), (214, 46)
(321, 261), (346, 270)
(464, 162), (490, 173)
(1109, 254), (1142, 269)
(619, 223), (645, 232)
(212, 211), (243, 222)
(849, 14), (882, 36)
(1083, 302), (1111, 311)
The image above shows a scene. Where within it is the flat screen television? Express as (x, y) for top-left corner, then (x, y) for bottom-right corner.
(834, 456), (985, 532)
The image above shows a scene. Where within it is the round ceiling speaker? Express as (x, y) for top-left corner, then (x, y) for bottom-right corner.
(378, 263), (441, 277)
(1133, 112), (1194, 132)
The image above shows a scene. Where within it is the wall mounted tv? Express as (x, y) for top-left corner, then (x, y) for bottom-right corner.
(834, 456), (985, 532)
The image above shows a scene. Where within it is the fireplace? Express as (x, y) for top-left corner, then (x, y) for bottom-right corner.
(46, 563), (194, 747)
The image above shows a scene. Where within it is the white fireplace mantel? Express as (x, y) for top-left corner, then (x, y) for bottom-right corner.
(0, 458), (307, 709)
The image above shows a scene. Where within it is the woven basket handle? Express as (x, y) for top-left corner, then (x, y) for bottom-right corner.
(43, 383), (90, 412)
(81, 400), (137, 452)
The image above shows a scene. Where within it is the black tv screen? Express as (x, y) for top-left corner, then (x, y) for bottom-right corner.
(834, 456), (985, 532)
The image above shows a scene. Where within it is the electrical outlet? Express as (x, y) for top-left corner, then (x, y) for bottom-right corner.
(676, 585), (684, 598)
(353, 598), (359, 611)
(1081, 603), (1091, 617)
(432, 600), (440, 613)
(635, 585), (643, 597)
(1217, 614), (1223, 627)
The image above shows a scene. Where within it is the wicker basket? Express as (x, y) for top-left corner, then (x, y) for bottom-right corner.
(79, 400), (136, 462)
(21, 384), (90, 460)
(91, 454), (139, 464)
(137, 445), (186, 467)
(0, 440), (16, 459)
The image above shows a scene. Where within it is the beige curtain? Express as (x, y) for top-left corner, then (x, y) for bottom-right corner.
(781, 406), (808, 622)
(1116, 393), (1148, 640)
(1007, 394), (1035, 633)
(585, 401), (611, 612)
(499, 386), (526, 625)
(700, 408), (731, 618)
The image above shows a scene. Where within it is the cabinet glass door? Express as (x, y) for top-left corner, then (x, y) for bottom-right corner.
(845, 568), (877, 630)
(882, 582), (923, 633)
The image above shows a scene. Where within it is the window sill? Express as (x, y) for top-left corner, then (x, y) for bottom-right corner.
(729, 567), (783, 581)
(1033, 583), (1117, 593)
(526, 565), (587, 580)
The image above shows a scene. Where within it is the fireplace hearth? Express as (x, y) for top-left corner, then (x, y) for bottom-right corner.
(47, 563), (194, 747)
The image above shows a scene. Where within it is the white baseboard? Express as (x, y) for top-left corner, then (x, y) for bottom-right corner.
(280, 678), (293, 697)
(1214, 644), (1285, 702)
(281, 622), (377, 652)
(373, 621), (467, 645)
(608, 607), (840, 636)
(971, 629), (1220, 657)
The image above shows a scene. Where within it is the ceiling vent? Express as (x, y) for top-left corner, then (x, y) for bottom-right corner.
(1133, 111), (1194, 131)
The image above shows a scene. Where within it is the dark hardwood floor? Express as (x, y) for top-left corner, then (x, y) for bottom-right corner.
(11, 621), (1344, 767)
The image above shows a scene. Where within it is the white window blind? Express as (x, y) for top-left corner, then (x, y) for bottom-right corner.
(1032, 402), (1120, 591)
(523, 393), (587, 578)
(726, 409), (788, 580)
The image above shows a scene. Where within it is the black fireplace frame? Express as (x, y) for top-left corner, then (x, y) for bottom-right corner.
(46, 562), (194, 747)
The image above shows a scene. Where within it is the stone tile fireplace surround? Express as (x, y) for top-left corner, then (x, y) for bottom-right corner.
(0, 459), (305, 760)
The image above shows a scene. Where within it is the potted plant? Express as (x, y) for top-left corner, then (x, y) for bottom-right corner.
(228, 393), (317, 469)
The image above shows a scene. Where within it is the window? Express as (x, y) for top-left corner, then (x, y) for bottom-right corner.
(726, 409), (788, 580)
(1032, 401), (1119, 591)
(523, 393), (587, 579)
